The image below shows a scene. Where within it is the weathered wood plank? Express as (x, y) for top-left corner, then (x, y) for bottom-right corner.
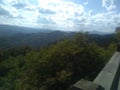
(94, 52), (120, 90)
(70, 79), (104, 90)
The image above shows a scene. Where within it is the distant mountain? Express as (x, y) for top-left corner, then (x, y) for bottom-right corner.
(88, 34), (115, 47)
(0, 24), (115, 49)
(0, 24), (52, 36)
(0, 24), (113, 36)
(0, 30), (76, 48)
(88, 30), (112, 35)
(0, 24), (77, 48)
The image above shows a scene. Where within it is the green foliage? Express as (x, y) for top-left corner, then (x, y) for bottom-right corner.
(116, 27), (120, 42)
(0, 32), (116, 90)
(116, 33), (120, 42)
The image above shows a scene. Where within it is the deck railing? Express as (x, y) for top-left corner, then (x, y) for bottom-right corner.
(70, 46), (120, 90)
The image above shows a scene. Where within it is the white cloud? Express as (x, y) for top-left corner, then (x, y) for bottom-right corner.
(0, 5), (10, 16)
(89, 10), (93, 16)
(85, 11), (120, 32)
(84, 1), (88, 5)
(36, 0), (85, 30)
(0, 0), (120, 32)
(102, 0), (116, 11)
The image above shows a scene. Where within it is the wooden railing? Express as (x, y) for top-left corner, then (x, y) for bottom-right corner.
(70, 48), (120, 90)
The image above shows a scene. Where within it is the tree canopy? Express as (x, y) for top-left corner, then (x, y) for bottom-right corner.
(0, 32), (116, 90)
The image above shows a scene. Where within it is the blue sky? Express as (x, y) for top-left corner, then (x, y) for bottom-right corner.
(0, 0), (120, 32)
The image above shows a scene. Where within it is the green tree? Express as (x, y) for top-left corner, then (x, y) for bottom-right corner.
(116, 27), (120, 42)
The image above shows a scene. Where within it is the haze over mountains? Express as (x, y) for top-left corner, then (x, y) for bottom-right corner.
(0, 24), (114, 48)
(0, 24), (76, 48)
(0, 24), (112, 36)
(0, 24), (53, 36)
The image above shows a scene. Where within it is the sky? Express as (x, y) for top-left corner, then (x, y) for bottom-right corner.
(0, 0), (120, 32)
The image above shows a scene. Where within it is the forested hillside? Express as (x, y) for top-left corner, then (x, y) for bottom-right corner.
(0, 25), (52, 36)
(0, 32), (116, 90)
(0, 31), (76, 48)
(0, 0), (120, 89)
(0, 31), (115, 49)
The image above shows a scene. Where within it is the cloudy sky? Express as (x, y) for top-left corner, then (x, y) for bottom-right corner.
(0, 0), (120, 32)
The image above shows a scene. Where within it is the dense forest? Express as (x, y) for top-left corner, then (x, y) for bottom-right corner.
(0, 31), (76, 49)
(0, 30), (118, 90)
(0, 0), (120, 89)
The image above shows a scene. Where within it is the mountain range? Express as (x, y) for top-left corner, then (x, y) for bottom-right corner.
(0, 24), (76, 48)
(0, 24), (112, 35)
(0, 24), (114, 48)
